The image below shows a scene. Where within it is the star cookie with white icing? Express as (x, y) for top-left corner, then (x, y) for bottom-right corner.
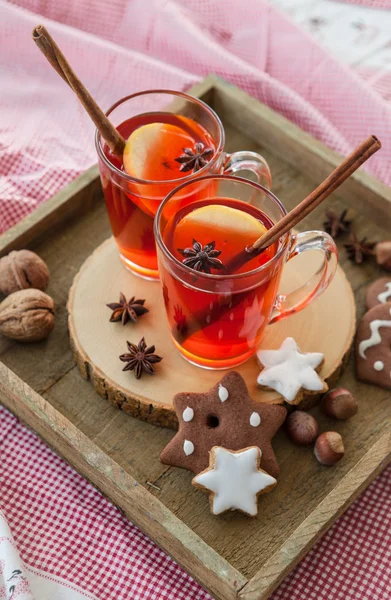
(192, 446), (276, 517)
(257, 337), (327, 405)
(356, 302), (391, 390)
(160, 372), (287, 477)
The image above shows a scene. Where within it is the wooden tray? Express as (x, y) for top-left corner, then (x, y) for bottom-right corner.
(1, 77), (390, 600)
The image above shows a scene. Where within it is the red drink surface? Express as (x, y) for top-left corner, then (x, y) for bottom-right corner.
(160, 198), (280, 368)
(99, 112), (215, 278)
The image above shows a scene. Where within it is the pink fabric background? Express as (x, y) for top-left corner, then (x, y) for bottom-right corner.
(339, 0), (391, 6)
(1, 0), (391, 232)
(0, 1), (390, 599)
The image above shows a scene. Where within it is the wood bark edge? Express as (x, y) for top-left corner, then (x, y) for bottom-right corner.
(67, 257), (178, 429)
(67, 245), (356, 427)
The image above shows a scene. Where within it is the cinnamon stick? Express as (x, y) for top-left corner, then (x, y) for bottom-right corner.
(251, 135), (381, 252)
(32, 25), (125, 156)
(177, 135), (381, 342)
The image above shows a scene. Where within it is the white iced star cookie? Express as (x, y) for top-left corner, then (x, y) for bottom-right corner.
(256, 337), (327, 405)
(192, 446), (276, 517)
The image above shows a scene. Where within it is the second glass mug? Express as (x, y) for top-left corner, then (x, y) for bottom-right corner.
(155, 175), (338, 370)
(95, 90), (271, 280)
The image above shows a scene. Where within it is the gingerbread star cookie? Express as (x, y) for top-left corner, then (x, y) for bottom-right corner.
(256, 337), (328, 405)
(160, 372), (287, 477)
(366, 278), (391, 310)
(192, 446), (276, 517)
(356, 302), (391, 390)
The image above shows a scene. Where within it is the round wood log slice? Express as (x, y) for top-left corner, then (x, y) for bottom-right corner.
(68, 237), (356, 428)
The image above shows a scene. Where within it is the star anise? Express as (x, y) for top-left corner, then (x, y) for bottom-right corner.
(174, 143), (214, 173)
(324, 209), (352, 239)
(344, 231), (376, 264)
(177, 239), (224, 274)
(106, 293), (148, 325)
(119, 337), (162, 379)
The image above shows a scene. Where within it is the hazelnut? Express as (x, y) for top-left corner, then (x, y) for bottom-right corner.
(314, 432), (344, 466)
(286, 411), (319, 446)
(0, 250), (49, 296)
(322, 388), (357, 420)
(375, 240), (391, 271)
(0, 288), (54, 342)
(375, 241), (391, 271)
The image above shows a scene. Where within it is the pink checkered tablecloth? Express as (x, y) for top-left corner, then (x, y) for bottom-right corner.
(1, 407), (390, 600)
(1, 1), (391, 599)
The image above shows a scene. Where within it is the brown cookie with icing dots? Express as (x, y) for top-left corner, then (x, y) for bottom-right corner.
(366, 277), (391, 310)
(355, 302), (391, 390)
(160, 371), (287, 478)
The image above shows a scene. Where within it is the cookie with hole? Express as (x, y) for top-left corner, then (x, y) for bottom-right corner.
(159, 371), (287, 477)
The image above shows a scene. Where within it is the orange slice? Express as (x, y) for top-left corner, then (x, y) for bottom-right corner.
(173, 204), (269, 266)
(179, 205), (267, 236)
(123, 122), (196, 181)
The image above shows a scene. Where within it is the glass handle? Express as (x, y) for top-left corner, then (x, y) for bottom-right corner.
(269, 231), (338, 324)
(223, 150), (272, 189)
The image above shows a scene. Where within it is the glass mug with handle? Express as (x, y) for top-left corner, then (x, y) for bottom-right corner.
(154, 175), (338, 369)
(95, 90), (271, 280)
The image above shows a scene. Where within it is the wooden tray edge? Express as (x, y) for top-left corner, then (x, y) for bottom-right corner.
(0, 75), (389, 600)
(0, 166), (101, 256)
(239, 430), (391, 600)
(0, 362), (246, 600)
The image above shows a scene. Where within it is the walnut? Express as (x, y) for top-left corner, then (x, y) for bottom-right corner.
(0, 289), (54, 342)
(0, 250), (49, 296)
